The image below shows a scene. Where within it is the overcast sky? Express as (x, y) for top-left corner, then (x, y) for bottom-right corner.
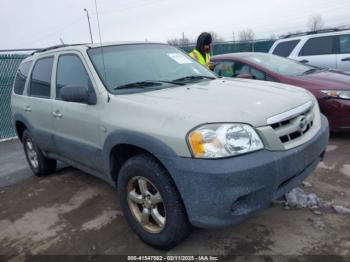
(1, 0), (349, 50)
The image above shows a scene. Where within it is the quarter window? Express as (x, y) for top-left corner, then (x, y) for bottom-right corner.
(29, 57), (54, 98)
(299, 36), (336, 56)
(339, 34), (350, 54)
(272, 40), (300, 57)
(56, 54), (91, 99)
(13, 61), (32, 95)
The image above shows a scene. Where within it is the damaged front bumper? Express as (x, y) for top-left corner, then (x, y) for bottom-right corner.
(165, 115), (329, 228)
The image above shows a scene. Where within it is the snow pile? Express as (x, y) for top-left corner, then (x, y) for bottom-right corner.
(285, 187), (320, 208)
(274, 184), (350, 216)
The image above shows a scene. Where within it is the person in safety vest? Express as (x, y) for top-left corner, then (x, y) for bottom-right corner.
(189, 32), (213, 70)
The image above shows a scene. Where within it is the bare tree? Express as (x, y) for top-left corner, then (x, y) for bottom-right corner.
(307, 14), (325, 31)
(238, 29), (255, 41)
(167, 37), (191, 46)
(270, 34), (277, 40)
(208, 31), (224, 43)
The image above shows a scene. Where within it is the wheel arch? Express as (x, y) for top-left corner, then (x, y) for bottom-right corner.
(13, 113), (32, 141)
(103, 130), (178, 184)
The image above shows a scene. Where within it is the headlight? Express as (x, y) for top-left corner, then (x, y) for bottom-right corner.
(187, 123), (264, 158)
(321, 90), (350, 100)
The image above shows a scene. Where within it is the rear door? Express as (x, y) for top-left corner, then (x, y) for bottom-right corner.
(297, 35), (337, 69)
(336, 34), (350, 71)
(24, 56), (55, 151)
(51, 52), (102, 170)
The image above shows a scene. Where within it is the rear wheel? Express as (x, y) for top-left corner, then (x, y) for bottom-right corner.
(22, 130), (57, 176)
(117, 154), (191, 249)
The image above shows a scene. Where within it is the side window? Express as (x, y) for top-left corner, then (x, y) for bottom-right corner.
(299, 36), (336, 56)
(56, 54), (91, 99)
(339, 34), (350, 54)
(29, 57), (54, 98)
(13, 61), (32, 95)
(272, 40), (300, 57)
(233, 62), (250, 75)
(213, 61), (235, 77)
(250, 67), (266, 80)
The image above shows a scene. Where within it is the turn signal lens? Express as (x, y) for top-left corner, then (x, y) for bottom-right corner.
(188, 131), (205, 157)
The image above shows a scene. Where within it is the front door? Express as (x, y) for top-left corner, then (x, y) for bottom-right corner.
(336, 34), (350, 72)
(51, 52), (102, 171)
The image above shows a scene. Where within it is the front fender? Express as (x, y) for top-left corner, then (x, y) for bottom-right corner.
(102, 130), (178, 175)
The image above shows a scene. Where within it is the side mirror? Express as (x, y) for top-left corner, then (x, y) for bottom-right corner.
(60, 85), (96, 105)
(236, 73), (253, 79)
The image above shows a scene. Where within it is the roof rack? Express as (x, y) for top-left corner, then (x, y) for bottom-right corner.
(282, 27), (350, 39)
(31, 43), (88, 55)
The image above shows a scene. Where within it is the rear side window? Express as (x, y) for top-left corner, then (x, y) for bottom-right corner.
(339, 34), (350, 54)
(13, 61), (32, 95)
(299, 36), (336, 56)
(272, 40), (300, 57)
(29, 57), (54, 98)
(56, 54), (91, 99)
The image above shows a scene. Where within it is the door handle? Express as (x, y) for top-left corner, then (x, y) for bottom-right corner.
(341, 57), (350, 62)
(299, 59), (309, 63)
(52, 111), (63, 119)
(24, 106), (32, 112)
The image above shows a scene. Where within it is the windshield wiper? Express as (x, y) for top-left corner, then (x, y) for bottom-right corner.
(303, 68), (326, 75)
(172, 75), (216, 82)
(114, 80), (184, 90)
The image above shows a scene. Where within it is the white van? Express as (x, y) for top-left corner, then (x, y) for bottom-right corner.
(269, 29), (350, 72)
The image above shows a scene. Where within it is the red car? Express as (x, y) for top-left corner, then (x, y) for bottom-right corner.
(212, 52), (350, 132)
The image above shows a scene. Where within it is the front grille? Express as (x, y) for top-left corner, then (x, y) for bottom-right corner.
(269, 102), (315, 144)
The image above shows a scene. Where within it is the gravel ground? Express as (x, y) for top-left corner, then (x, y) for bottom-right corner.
(0, 135), (349, 260)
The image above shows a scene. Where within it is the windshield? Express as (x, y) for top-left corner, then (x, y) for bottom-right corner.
(243, 53), (316, 76)
(88, 44), (216, 93)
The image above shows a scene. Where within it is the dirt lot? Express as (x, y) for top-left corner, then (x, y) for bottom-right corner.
(0, 135), (349, 260)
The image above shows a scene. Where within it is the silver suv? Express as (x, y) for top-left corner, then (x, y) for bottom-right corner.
(11, 42), (329, 249)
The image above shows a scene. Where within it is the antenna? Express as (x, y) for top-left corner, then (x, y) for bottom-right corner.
(59, 38), (65, 45)
(94, 0), (107, 80)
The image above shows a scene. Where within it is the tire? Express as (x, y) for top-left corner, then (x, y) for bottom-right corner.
(117, 154), (192, 249)
(22, 130), (57, 177)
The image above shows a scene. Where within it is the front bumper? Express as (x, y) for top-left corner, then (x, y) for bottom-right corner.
(165, 115), (329, 228)
(319, 98), (350, 132)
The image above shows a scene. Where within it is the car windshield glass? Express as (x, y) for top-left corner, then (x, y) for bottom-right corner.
(243, 53), (316, 76)
(88, 44), (216, 93)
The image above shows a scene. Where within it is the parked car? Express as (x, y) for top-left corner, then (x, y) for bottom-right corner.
(269, 29), (350, 72)
(212, 52), (350, 132)
(11, 43), (329, 249)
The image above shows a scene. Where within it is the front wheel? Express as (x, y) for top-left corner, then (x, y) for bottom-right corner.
(117, 154), (191, 249)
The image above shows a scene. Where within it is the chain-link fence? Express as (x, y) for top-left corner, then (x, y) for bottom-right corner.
(179, 39), (275, 55)
(0, 54), (28, 140)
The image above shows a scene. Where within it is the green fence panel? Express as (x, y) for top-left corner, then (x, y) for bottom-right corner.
(180, 40), (275, 55)
(0, 54), (28, 140)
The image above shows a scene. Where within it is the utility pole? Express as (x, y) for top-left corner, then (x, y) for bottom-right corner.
(232, 32), (235, 42)
(84, 8), (93, 43)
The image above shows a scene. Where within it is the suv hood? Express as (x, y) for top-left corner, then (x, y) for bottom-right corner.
(116, 78), (313, 127)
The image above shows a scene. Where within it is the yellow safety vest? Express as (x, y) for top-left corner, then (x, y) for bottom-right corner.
(189, 49), (210, 67)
